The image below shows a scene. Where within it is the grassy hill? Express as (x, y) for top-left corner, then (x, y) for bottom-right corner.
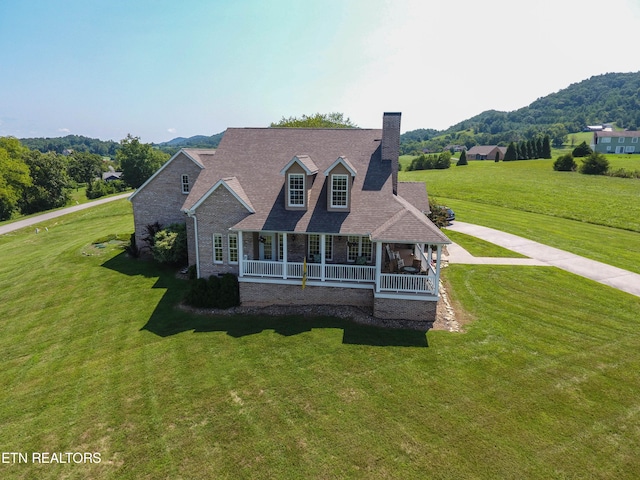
(401, 71), (640, 154)
(1, 160), (640, 478)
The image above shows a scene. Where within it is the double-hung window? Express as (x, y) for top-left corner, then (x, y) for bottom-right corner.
(228, 234), (238, 264)
(181, 174), (190, 194)
(308, 235), (333, 261)
(347, 236), (372, 263)
(331, 174), (348, 208)
(213, 234), (223, 263)
(288, 173), (305, 207)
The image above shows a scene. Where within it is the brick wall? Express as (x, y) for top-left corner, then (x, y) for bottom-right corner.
(240, 282), (374, 309)
(193, 185), (251, 278)
(130, 152), (202, 250)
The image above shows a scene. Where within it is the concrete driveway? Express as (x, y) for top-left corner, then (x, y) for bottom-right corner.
(445, 221), (640, 298)
(0, 192), (131, 236)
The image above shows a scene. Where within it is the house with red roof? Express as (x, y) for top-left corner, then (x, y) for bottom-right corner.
(129, 113), (450, 324)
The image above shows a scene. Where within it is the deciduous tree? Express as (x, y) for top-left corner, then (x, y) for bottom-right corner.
(117, 134), (167, 188)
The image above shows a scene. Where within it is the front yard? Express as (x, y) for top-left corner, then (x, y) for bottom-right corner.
(1, 199), (640, 479)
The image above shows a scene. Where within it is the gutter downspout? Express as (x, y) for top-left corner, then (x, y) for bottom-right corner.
(186, 210), (200, 279)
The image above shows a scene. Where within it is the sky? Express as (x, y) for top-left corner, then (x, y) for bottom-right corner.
(1, 0), (640, 143)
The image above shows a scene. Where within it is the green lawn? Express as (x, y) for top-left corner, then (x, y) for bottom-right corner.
(2, 200), (640, 479)
(400, 158), (640, 273)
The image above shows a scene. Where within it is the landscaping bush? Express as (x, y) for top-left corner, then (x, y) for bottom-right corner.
(427, 198), (449, 228)
(406, 152), (451, 171)
(124, 232), (141, 258)
(86, 179), (128, 199)
(184, 273), (240, 309)
(151, 223), (188, 264)
(579, 152), (609, 175)
(572, 141), (593, 157)
(456, 150), (468, 166)
(553, 153), (577, 172)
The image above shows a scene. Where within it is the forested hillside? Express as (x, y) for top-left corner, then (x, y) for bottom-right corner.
(20, 135), (119, 157)
(401, 71), (640, 154)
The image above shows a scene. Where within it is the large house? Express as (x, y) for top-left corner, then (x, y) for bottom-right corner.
(592, 130), (640, 154)
(129, 113), (450, 324)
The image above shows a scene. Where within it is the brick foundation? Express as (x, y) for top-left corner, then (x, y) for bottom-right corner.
(240, 281), (373, 310)
(373, 296), (437, 323)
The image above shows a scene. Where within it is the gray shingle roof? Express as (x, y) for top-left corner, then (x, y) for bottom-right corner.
(182, 128), (449, 244)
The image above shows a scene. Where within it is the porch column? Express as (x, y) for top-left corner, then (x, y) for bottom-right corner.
(375, 241), (382, 293)
(282, 233), (288, 279)
(320, 234), (326, 281)
(433, 245), (443, 296)
(238, 231), (244, 277)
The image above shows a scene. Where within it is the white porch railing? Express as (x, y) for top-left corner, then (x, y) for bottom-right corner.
(242, 260), (375, 283)
(379, 273), (436, 294)
(242, 260), (435, 294)
(243, 260), (283, 277)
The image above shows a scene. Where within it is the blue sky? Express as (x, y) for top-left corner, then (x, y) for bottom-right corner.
(1, 0), (639, 143)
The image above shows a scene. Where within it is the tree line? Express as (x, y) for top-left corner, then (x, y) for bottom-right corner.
(0, 135), (168, 221)
(503, 135), (552, 161)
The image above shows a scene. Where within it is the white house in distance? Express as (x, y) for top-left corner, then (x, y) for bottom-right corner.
(129, 113), (451, 326)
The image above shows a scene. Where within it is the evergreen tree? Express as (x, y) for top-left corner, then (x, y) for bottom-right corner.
(456, 149), (468, 166)
(504, 142), (517, 161)
(572, 141), (593, 157)
(527, 140), (535, 159)
(494, 151), (500, 162)
(542, 135), (552, 159)
(519, 140), (528, 160)
(536, 137), (544, 159)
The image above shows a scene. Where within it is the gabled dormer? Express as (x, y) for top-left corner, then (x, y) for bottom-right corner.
(323, 156), (357, 212)
(279, 155), (318, 211)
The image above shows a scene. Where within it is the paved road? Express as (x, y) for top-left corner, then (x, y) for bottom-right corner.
(445, 221), (640, 298)
(0, 192), (130, 236)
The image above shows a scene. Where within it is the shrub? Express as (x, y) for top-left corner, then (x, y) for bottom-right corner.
(427, 198), (449, 229)
(184, 273), (240, 309)
(86, 179), (128, 199)
(553, 153), (577, 172)
(579, 152), (609, 175)
(151, 223), (188, 264)
(456, 150), (468, 166)
(572, 141), (593, 157)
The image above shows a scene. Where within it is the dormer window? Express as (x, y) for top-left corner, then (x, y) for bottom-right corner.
(288, 173), (305, 207)
(181, 174), (190, 194)
(331, 174), (348, 208)
(280, 155), (318, 211)
(323, 156), (356, 212)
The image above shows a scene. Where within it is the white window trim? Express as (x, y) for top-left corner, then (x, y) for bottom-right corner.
(330, 174), (349, 208)
(181, 174), (190, 194)
(228, 234), (238, 264)
(619, 137), (625, 143)
(347, 236), (371, 263)
(632, 137), (639, 143)
(213, 234), (223, 264)
(308, 234), (333, 261)
(287, 173), (305, 207)
(601, 137), (611, 143)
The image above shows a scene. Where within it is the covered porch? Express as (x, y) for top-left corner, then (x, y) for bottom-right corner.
(235, 231), (444, 297)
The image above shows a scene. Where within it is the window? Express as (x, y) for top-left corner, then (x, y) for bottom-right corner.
(619, 137), (625, 143)
(181, 174), (189, 194)
(331, 174), (348, 208)
(213, 234), (223, 263)
(308, 235), (333, 261)
(632, 137), (639, 143)
(625, 146), (636, 153)
(278, 233), (284, 261)
(601, 137), (611, 143)
(288, 173), (305, 207)
(228, 234), (238, 264)
(347, 236), (372, 263)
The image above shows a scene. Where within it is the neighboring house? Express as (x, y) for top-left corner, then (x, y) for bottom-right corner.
(102, 169), (123, 181)
(466, 145), (507, 160)
(444, 144), (466, 153)
(592, 130), (640, 154)
(129, 113), (450, 324)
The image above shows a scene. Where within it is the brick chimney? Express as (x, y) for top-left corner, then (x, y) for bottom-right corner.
(381, 112), (401, 195)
